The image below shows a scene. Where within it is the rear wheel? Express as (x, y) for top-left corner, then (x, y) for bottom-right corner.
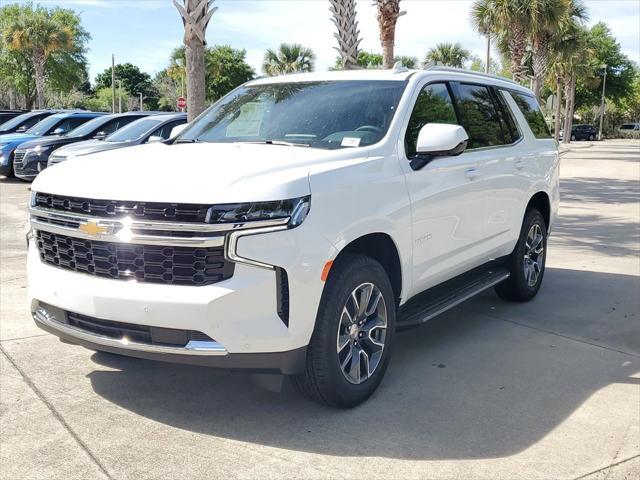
(570, 134), (576, 141)
(495, 209), (547, 302)
(294, 254), (396, 408)
(589, 134), (595, 141)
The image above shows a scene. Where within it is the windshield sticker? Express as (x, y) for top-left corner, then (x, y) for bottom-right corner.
(225, 101), (268, 137)
(341, 137), (361, 147)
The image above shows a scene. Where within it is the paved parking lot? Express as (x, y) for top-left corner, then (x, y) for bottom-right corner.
(1, 140), (638, 480)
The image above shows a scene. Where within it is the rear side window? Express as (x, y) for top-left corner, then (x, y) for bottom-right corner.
(510, 92), (551, 139)
(453, 83), (505, 149)
(405, 83), (458, 157)
(494, 90), (522, 144)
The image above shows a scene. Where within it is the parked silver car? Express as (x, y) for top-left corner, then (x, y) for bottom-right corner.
(47, 113), (187, 167)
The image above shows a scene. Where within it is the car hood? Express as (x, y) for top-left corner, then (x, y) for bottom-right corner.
(53, 139), (126, 157)
(0, 133), (39, 145)
(32, 142), (368, 204)
(18, 135), (75, 150)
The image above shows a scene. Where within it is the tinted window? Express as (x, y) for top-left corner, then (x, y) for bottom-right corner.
(56, 117), (90, 135)
(0, 112), (46, 131)
(179, 81), (406, 150)
(160, 120), (186, 139)
(26, 115), (66, 135)
(510, 92), (551, 139)
(105, 118), (161, 142)
(405, 83), (458, 157)
(454, 83), (505, 149)
(66, 116), (110, 138)
(495, 90), (522, 144)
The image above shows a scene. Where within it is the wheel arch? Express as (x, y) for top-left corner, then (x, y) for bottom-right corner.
(526, 191), (551, 230)
(330, 232), (403, 306)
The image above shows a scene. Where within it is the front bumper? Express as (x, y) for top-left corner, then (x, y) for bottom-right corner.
(27, 216), (335, 371)
(14, 151), (49, 180)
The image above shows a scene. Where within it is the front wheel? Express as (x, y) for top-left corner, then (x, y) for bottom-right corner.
(589, 134), (595, 141)
(495, 209), (547, 302)
(570, 134), (576, 141)
(294, 254), (396, 408)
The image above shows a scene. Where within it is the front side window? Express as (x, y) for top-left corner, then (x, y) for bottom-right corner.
(510, 92), (551, 139)
(404, 82), (458, 157)
(66, 117), (109, 138)
(26, 115), (65, 136)
(177, 80), (406, 150)
(454, 83), (505, 149)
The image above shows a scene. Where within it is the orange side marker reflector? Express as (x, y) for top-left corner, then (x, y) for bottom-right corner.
(321, 261), (334, 282)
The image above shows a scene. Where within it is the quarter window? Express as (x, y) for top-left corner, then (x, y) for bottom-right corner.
(510, 92), (551, 139)
(494, 90), (522, 144)
(405, 83), (458, 157)
(453, 83), (505, 149)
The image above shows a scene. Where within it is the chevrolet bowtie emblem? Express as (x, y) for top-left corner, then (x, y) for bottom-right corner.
(78, 221), (110, 236)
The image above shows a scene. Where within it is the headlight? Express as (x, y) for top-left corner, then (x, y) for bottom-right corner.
(27, 145), (50, 154)
(205, 196), (311, 228)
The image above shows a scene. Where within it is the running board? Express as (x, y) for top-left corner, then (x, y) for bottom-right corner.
(397, 264), (510, 328)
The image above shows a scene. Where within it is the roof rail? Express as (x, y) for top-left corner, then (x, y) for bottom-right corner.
(424, 65), (522, 87)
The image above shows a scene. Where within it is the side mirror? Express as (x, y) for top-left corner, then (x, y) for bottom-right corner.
(52, 127), (67, 136)
(169, 123), (187, 138)
(93, 131), (107, 140)
(147, 135), (163, 143)
(16, 126), (27, 133)
(411, 123), (469, 170)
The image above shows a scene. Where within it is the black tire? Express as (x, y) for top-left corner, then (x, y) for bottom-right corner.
(293, 254), (396, 408)
(589, 134), (595, 141)
(570, 134), (576, 141)
(495, 209), (547, 302)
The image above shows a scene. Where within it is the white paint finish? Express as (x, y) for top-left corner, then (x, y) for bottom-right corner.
(27, 69), (558, 357)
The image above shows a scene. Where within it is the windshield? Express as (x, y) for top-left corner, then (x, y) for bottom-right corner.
(178, 80), (406, 149)
(106, 118), (161, 142)
(26, 115), (64, 136)
(65, 116), (107, 138)
(0, 112), (39, 131)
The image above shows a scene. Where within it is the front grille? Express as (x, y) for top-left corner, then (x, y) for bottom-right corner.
(35, 192), (211, 223)
(36, 230), (234, 286)
(13, 150), (25, 169)
(66, 311), (213, 347)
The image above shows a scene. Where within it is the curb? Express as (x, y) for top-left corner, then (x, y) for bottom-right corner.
(559, 142), (595, 156)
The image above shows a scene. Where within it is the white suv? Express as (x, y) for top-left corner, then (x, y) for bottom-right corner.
(27, 67), (559, 407)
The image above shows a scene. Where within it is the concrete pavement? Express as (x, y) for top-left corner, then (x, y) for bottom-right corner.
(1, 140), (638, 479)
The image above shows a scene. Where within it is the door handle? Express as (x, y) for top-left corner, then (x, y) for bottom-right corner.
(514, 159), (525, 170)
(465, 168), (480, 180)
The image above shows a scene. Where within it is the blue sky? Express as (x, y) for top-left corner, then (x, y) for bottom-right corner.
(18, 0), (640, 83)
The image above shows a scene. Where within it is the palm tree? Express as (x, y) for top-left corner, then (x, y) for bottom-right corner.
(3, 8), (73, 108)
(423, 42), (471, 68)
(329, 0), (362, 70)
(374, 0), (406, 69)
(262, 43), (315, 76)
(471, 0), (528, 83)
(470, 0), (495, 73)
(173, 0), (217, 121)
(526, 0), (588, 100)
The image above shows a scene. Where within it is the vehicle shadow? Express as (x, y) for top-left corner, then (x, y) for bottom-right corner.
(88, 267), (639, 460)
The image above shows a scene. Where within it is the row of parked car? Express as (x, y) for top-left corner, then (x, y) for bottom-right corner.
(0, 109), (187, 181)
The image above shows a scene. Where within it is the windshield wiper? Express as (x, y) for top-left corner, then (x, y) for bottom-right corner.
(240, 140), (310, 148)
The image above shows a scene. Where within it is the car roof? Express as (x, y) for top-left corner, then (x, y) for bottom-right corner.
(145, 113), (187, 122)
(48, 111), (107, 119)
(247, 66), (533, 96)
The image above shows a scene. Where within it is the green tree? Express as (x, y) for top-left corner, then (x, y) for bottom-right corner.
(424, 42), (471, 68)
(1, 3), (89, 108)
(95, 62), (155, 98)
(206, 45), (254, 100)
(394, 55), (418, 69)
(471, 0), (529, 82)
(262, 43), (315, 76)
(526, 0), (588, 100)
(575, 22), (637, 110)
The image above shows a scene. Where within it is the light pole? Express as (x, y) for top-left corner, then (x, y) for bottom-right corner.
(598, 64), (607, 141)
(117, 80), (123, 113)
(111, 54), (116, 113)
(138, 92), (143, 112)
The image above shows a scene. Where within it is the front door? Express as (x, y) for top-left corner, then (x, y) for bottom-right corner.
(401, 81), (485, 296)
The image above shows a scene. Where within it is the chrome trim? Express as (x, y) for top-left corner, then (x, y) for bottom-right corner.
(29, 205), (291, 248)
(33, 306), (228, 356)
(225, 224), (289, 270)
(30, 218), (226, 248)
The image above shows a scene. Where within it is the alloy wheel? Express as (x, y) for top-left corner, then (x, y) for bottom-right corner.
(336, 282), (388, 385)
(523, 223), (545, 287)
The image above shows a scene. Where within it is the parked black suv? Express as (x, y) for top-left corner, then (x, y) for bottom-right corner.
(0, 110), (59, 135)
(562, 124), (597, 141)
